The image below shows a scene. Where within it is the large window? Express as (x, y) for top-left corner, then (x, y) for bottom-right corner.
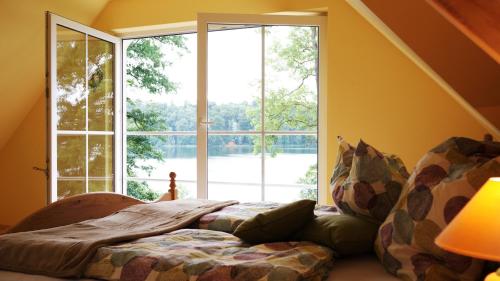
(49, 13), (326, 204)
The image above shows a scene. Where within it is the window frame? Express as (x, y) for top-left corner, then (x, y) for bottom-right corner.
(197, 13), (328, 204)
(48, 13), (327, 204)
(47, 13), (123, 203)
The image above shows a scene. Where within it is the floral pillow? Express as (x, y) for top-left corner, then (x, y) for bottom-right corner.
(374, 137), (500, 281)
(332, 139), (410, 222)
(330, 136), (355, 203)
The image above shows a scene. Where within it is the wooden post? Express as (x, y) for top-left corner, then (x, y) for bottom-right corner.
(169, 172), (176, 200)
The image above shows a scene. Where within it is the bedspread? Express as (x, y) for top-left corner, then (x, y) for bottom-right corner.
(85, 229), (334, 281)
(0, 200), (237, 278)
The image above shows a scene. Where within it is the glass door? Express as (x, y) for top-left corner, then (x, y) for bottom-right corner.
(197, 14), (327, 203)
(47, 13), (122, 202)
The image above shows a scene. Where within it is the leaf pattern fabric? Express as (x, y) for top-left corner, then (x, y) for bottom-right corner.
(197, 202), (338, 233)
(331, 138), (409, 222)
(84, 229), (334, 281)
(374, 137), (500, 281)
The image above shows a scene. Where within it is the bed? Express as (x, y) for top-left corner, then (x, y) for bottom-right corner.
(0, 173), (398, 281)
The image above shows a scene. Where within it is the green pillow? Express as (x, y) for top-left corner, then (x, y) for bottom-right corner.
(298, 214), (379, 257)
(233, 200), (316, 243)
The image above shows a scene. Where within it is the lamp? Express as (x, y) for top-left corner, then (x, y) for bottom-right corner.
(435, 177), (500, 281)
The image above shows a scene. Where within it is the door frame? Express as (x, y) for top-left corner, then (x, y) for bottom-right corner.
(197, 13), (328, 204)
(46, 13), (123, 203)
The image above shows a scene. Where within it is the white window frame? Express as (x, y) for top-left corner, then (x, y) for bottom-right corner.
(197, 13), (328, 204)
(48, 13), (327, 204)
(47, 13), (123, 203)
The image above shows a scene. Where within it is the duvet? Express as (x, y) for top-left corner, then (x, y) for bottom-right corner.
(85, 229), (334, 281)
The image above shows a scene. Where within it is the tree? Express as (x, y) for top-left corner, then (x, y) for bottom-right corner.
(125, 36), (188, 200)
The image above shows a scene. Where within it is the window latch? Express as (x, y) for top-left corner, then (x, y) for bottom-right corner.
(33, 166), (49, 177)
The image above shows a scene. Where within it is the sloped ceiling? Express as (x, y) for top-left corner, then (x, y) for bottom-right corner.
(0, 0), (111, 150)
(361, 0), (500, 131)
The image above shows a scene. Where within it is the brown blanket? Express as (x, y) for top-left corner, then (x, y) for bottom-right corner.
(0, 199), (237, 278)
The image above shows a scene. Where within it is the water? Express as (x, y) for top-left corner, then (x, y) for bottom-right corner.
(129, 145), (317, 202)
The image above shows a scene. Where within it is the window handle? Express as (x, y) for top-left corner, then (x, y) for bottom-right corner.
(33, 166), (49, 177)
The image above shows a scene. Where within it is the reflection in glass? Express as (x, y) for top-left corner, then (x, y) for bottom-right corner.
(88, 135), (114, 186)
(57, 135), (85, 177)
(88, 36), (114, 131)
(264, 135), (317, 202)
(89, 180), (113, 192)
(264, 26), (318, 131)
(208, 135), (261, 202)
(207, 25), (261, 131)
(58, 180), (85, 199)
(56, 25), (86, 130)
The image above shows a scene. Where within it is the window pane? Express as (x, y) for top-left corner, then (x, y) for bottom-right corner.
(207, 25), (261, 131)
(126, 135), (196, 181)
(88, 135), (114, 181)
(208, 135), (261, 202)
(89, 179), (113, 192)
(57, 135), (86, 177)
(264, 26), (318, 131)
(56, 26), (86, 130)
(88, 36), (114, 131)
(57, 180), (85, 199)
(264, 135), (317, 202)
(124, 34), (196, 132)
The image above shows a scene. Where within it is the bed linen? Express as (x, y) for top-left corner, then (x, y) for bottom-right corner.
(84, 228), (335, 281)
(0, 200), (237, 278)
(197, 202), (339, 233)
(0, 256), (399, 281)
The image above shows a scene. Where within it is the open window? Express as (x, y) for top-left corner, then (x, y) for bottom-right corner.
(47, 13), (327, 204)
(47, 13), (122, 202)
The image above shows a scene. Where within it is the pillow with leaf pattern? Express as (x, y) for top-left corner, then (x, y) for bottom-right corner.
(332, 139), (410, 222)
(374, 137), (500, 281)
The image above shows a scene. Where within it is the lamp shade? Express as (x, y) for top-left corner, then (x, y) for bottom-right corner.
(435, 177), (500, 262)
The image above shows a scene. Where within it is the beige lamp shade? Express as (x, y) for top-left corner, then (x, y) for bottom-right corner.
(435, 177), (500, 262)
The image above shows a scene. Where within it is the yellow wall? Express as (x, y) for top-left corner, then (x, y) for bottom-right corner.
(0, 0), (110, 225)
(0, 0), (494, 225)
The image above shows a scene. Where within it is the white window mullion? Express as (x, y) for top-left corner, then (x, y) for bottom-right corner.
(197, 19), (209, 199)
(260, 26), (266, 202)
(85, 33), (89, 194)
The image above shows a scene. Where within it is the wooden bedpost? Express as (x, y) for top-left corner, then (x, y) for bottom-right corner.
(169, 172), (176, 200)
(484, 133), (493, 142)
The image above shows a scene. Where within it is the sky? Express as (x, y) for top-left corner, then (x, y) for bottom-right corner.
(123, 26), (318, 107)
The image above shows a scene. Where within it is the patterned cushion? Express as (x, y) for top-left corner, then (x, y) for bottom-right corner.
(332, 139), (410, 222)
(330, 136), (355, 204)
(374, 137), (500, 281)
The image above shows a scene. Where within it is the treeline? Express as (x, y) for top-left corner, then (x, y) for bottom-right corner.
(126, 100), (317, 149)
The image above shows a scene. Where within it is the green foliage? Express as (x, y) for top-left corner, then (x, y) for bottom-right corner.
(298, 164), (318, 201)
(125, 36), (188, 201)
(126, 36), (187, 94)
(127, 181), (161, 202)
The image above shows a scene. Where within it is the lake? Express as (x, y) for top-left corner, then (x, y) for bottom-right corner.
(128, 145), (317, 202)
